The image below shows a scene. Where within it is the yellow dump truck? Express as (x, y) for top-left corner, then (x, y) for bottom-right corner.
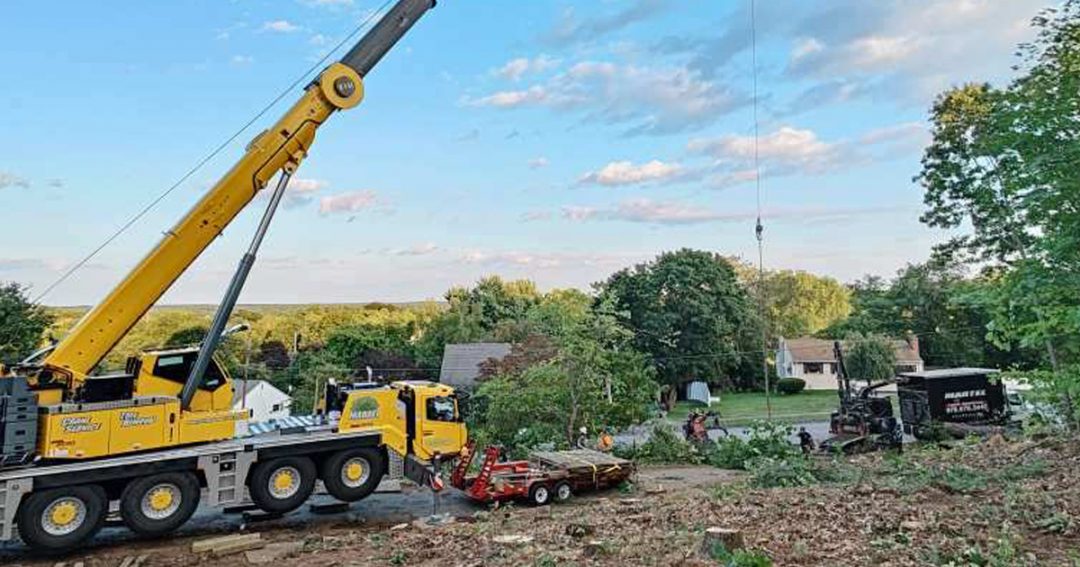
(0, 0), (460, 552)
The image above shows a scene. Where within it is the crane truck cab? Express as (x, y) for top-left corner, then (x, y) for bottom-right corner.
(0, 378), (467, 552)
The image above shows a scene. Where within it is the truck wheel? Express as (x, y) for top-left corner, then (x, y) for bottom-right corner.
(528, 483), (551, 506)
(16, 485), (107, 552)
(321, 448), (385, 502)
(553, 481), (572, 503)
(120, 472), (200, 536)
(249, 456), (317, 514)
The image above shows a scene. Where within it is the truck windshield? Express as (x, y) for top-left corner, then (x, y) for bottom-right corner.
(426, 396), (457, 422)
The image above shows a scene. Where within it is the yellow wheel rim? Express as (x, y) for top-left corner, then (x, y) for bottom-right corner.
(50, 502), (78, 527)
(273, 470), (295, 491)
(149, 488), (174, 511)
(340, 457), (371, 488)
(42, 497), (87, 536)
(269, 466), (301, 499)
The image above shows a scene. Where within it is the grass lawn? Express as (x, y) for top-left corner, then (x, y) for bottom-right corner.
(666, 390), (844, 427)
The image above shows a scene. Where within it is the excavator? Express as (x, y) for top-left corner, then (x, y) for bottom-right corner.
(0, 0), (468, 552)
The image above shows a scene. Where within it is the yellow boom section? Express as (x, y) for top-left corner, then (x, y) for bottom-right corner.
(44, 63), (364, 386)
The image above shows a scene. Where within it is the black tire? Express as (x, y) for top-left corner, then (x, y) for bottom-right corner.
(320, 448), (385, 502)
(120, 472), (201, 536)
(553, 481), (572, 503)
(16, 485), (107, 552)
(528, 482), (552, 506)
(248, 456), (317, 514)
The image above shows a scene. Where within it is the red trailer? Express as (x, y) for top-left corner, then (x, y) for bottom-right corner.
(450, 441), (634, 506)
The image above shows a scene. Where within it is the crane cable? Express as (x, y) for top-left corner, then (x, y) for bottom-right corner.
(32, 0), (396, 305)
(749, 0), (771, 420)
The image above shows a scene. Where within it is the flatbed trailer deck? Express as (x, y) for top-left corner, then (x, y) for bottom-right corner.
(451, 443), (634, 506)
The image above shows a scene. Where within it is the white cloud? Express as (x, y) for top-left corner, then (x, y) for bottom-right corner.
(690, 126), (846, 176)
(579, 160), (686, 187)
(231, 55), (254, 66)
(791, 38), (824, 61)
(460, 249), (629, 270)
(309, 33), (330, 46)
(0, 172), (29, 190)
(303, 0), (353, 6)
(528, 157), (550, 170)
(495, 55), (559, 81)
(465, 61), (747, 135)
(548, 0), (671, 45)
(318, 191), (378, 215)
(395, 243), (439, 256)
(465, 86), (551, 108)
(688, 122), (929, 188)
(521, 210), (553, 222)
(559, 199), (912, 226)
(262, 20), (301, 33)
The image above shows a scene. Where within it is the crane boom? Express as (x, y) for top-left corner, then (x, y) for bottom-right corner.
(40, 0), (437, 390)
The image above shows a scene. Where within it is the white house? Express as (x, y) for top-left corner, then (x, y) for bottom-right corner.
(232, 379), (292, 423)
(776, 336), (924, 391)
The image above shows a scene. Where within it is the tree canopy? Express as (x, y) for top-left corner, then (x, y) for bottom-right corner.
(598, 249), (765, 392)
(0, 282), (53, 365)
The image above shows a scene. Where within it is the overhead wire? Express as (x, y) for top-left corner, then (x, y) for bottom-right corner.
(749, 0), (771, 419)
(31, 0), (397, 305)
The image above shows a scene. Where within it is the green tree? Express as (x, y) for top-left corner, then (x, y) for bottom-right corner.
(844, 334), (896, 383)
(598, 249), (764, 394)
(0, 282), (53, 364)
(759, 270), (851, 339)
(476, 294), (654, 450)
(916, 2), (1080, 372)
(414, 276), (541, 367)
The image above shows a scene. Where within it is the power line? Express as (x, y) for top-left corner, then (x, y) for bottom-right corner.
(32, 0), (396, 305)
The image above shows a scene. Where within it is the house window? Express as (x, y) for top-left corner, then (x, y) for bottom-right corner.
(803, 362), (824, 374)
(272, 403), (282, 412)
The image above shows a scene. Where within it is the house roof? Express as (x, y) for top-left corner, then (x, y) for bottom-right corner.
(898, 367), (999, 379)
(231, 379), (288, 406)
(784, 337), (922, 363)
(439, 343), (511, 387)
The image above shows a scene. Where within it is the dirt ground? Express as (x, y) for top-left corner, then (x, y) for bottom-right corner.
(5, 436), (1080, 567)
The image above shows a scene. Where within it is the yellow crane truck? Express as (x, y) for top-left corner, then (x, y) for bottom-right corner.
(0, 0), (467, 552)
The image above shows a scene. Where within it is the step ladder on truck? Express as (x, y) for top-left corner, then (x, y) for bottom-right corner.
(0, 0), (465, 553)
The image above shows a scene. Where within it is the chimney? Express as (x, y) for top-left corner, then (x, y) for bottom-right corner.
(905, 333), (919, 358)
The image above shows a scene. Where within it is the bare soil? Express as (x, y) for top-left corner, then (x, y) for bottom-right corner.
(6, 436), (1080, 566)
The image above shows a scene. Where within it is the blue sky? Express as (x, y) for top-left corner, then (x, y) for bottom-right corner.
(0, 0), (1049, 305)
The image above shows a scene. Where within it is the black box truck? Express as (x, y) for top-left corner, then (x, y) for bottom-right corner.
(897, 368), (1010, 439)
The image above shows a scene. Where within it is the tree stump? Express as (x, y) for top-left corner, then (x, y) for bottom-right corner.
(701, 527), (744, 557)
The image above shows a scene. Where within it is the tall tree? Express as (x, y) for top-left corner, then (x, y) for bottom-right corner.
(916, 2), (1080, 370)
(844, 334), (897, 383)
(598, 249), (764, 394)
(760, 270), (851, 339)
(0, 283), (53, 365)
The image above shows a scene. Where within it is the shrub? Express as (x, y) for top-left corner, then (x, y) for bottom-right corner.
(708, 542), (774, 567)
(706, 420), (798, 470)
(775, 378), (806, 395)
(747, 456), (818, 488)
(615, 423), (703, 464)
